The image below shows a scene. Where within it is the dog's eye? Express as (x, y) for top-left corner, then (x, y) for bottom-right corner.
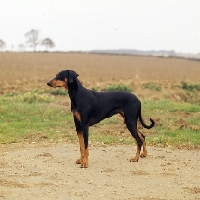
(57, 74), (62, 77)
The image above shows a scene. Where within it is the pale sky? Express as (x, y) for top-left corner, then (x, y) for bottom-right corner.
(1, 0), (200, 53)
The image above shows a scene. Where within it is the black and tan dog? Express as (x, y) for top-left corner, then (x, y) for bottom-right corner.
(47, 70), (155, 168)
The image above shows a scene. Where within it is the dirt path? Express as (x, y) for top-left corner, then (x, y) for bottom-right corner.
(0, 142), (200, 200)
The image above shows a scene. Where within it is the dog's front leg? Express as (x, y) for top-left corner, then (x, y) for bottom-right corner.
(77, 131), (89, 168)
(74, 117), (89, 168)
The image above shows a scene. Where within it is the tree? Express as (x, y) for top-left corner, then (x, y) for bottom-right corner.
(41, 38), (55, 51)
(25, 29), (39, 52)
(18, 44), (25, 52)
(0, 40), (6, 51)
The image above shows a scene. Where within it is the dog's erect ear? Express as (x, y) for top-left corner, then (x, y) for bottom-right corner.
(67, 70), (79, 83)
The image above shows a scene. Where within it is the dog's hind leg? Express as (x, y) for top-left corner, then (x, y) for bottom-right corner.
(138, 130), (147, 158)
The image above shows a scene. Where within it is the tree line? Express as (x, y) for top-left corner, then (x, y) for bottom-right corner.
(0, 29), (55, 52)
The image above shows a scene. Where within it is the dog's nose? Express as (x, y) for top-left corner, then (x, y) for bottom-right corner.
(47, 82), (51, 86)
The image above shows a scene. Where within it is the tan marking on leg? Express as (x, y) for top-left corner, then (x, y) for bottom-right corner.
(140, 141), (147, 158)
(137, 130), (144, 142)
(73, 111), (81, 122)
(138, 130), (147, 158)
(130, 141), (140, 162)
(76, 132), (89, 168)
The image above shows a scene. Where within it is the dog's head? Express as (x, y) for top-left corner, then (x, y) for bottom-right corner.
(47, 70), (79, 88)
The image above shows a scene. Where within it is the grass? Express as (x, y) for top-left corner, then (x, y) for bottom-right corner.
(0, 90), (74, 143)
(0, 102), (74, 143)
(0, 89), (199, 149)
(142, 99), (200, 112)
(146, 127), (200, 148)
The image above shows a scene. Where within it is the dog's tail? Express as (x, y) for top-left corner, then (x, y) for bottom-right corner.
(138, 105), (155, 129)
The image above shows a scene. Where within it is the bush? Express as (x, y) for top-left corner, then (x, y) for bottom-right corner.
(144, 83), (162, 91)
(49, 88), (68, 96)
(17, 92), (54, 103)
(181, 81), (200, 92)
(105, 84), (132, 92)
(1, 91), (54, 104)
(91, 87), (100, 92)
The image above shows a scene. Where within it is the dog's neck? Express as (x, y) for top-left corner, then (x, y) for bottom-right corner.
(67, 78), (86, 111)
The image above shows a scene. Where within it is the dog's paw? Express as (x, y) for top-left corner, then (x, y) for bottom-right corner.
(130, 157), (139, 162)
(76, 158), (88, 168)
(140, 152), (147, 158)
(80, 161), (88, 168)
(76, 158), (82, 164)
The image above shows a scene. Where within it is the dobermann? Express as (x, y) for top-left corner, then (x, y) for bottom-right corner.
(47, 70), (155, 168)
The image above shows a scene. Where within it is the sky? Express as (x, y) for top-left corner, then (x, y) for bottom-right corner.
(0, 0), (200, 53)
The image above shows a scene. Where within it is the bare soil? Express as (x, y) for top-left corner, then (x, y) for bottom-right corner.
(0, 142), (200, 200)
